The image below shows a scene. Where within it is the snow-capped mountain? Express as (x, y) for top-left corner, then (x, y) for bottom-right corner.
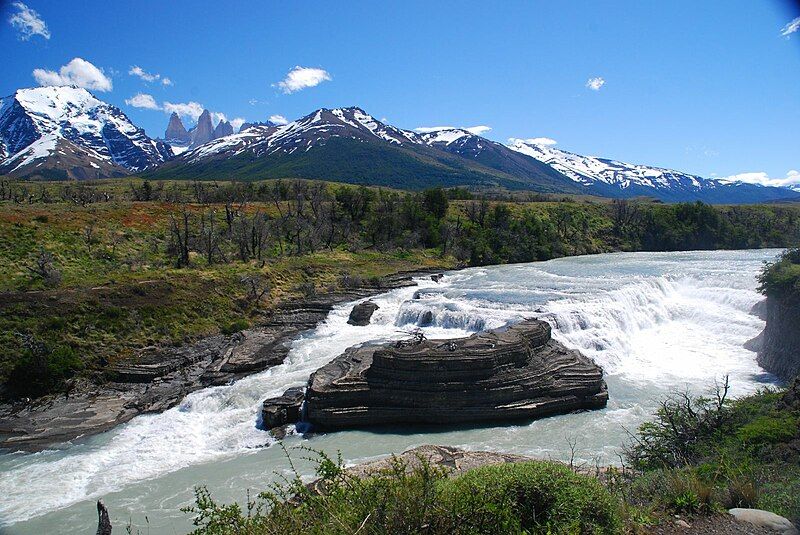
(0, 86), (172, 179)
(180, 106), (417, 163)
(150, 108), (577, 192)
(507, 138), (799, 203)
(415, 127), (581, 193)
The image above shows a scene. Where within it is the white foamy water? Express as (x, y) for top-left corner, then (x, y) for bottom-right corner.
(0, 250), (781, 534)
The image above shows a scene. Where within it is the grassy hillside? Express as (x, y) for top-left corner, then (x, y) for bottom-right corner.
(144, 137), (582, 193)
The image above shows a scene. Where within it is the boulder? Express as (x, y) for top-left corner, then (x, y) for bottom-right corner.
(305, 318), (608, 430)
(347, 300), (379, 326)
(728, 508), (799, 535)
(261, 387), (305, 431)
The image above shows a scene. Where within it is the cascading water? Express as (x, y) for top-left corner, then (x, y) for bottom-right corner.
(0, 250), (781, 534)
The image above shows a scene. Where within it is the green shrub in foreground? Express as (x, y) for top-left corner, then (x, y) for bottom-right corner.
(439, 461), (621, 534)
(183, 449), (622, 535)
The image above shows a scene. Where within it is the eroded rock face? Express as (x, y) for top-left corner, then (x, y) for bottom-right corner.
(305, 319), (608, 430)
(757, 295), (800, 382)
(347, 301), (379, 326)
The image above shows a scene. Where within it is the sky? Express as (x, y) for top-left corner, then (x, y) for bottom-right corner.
(2, 0), (799, 187)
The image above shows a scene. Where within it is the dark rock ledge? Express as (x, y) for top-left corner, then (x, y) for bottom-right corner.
(0, 271), (436, 452)
(302, 318), (608, 430)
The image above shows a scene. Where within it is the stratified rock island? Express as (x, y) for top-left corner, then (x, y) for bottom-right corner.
(305, 319), (608, 429)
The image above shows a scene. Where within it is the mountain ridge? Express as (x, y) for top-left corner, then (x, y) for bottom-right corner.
(0, 85), (172, 179)
(2, 86), (797, 204)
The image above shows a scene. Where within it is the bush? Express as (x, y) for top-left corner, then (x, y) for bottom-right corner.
(6, 340), (83, 397)
(221, 319), (250, 335)
(439, 461), (621, 534)
(758, 248), (800, 299)
(183, 450), (622, 535)
(737, 415), (799, 446)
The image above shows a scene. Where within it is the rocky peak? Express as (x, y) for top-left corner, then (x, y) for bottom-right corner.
(212, 119), (233, 139)
(190, 109), (215, 148)
(165, 112), (190, 143)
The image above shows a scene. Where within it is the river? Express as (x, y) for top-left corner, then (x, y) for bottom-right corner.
(0, 249), (781, 534)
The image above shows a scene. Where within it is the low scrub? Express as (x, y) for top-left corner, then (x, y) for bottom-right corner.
(182, 449), (622, 535)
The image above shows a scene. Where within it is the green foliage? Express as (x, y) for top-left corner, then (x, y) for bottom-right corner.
(758, 248), (800, 299)
(623, 380), (800, 524)
(7, 338), (83, 397)
(737, 415), (799, 445)
(439, 461), (621, 534)
(183, 448), (621, 535)
(221, 319), (250, 335)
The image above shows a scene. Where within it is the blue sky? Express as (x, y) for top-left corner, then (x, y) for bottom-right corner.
(3, 0), (799, 186)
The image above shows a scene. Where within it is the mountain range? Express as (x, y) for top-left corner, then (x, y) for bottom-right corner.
(1, 85), (797, 204)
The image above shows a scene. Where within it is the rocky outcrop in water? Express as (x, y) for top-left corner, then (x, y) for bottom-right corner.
(261, 387), (305, 432)
(347, 300), (379, 326)
(305, 319), (608, 430)
(96, 500), (112, 535)
(757, 295), (800, 382)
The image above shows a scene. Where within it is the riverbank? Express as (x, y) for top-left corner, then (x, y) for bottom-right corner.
(0, 268), (446, 451)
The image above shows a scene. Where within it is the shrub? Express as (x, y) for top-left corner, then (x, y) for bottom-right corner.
(183, 450), (622, 535)
(221, 319), (250, 335)
(6, 339), (83, 397)
(737, 415), (799, 446)
(439, 461), (621, 534)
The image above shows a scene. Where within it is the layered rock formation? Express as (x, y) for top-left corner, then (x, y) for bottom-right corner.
(305, 319), (608, 429)
(261, 387), (304, 431)
(164, 112), (190, 143)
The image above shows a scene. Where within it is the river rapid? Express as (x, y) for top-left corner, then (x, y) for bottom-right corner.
(0, 250), (781, 534)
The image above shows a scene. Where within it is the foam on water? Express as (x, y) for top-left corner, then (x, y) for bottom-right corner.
(0, 250), (782, 533)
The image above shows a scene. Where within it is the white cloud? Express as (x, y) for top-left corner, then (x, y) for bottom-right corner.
(129, 65), (173, 85)
(720, 170), (800, 190)
(275, 66), (332, 94)
(781, 16), (800, 37)
(269, 114), (289, 125)
(508, 137), (558, 146)
(125, 93), (160, 110)
(9, 2), (50, 40)
(414, 125), (492, 136)
(466, 125), (491, 135)
(33, 58), (113, 92)
(586, 77), (606, 91)
(163, 101), (204, 121)
(230, 117), (246, 131)
(211, 112), (228, 126)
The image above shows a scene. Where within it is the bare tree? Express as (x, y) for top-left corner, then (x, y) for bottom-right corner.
(240, 274), (270, 306)
(26, 248), (62, 287)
